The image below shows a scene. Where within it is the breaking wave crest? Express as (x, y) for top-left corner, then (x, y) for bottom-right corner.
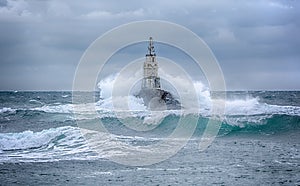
(0, 113), (299, 163)
(0, 126), (96, 162)
(0, 126), (77, 151)
(1, 96), (300, 126)
(1, 76), (300, 122)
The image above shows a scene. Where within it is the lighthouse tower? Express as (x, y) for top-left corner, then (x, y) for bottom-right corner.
(142, 37), (161, 89)
(138, 37), (181, 110)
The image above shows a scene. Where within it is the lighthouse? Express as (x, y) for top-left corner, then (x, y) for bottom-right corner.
(137, 37), (181, 110)
(142, 37), (161, 90)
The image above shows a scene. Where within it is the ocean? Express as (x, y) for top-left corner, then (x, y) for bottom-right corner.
(0, 91), (299, 185)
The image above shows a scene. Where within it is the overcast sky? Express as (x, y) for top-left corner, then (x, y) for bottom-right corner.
(0, 0), (299, 91)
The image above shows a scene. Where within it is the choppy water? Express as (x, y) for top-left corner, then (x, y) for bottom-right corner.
(0, 91), (300, 185)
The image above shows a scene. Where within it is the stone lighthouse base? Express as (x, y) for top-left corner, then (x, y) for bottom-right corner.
(136, 88), (181, 110)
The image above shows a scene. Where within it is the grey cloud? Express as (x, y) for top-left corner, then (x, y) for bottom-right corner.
(0, 0), (299, 90)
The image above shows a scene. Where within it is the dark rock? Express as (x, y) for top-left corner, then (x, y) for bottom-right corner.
(136, 88), (181, 110)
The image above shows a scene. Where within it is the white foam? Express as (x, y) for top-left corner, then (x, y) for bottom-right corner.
(29, 99), (44, 105)
(0, 107), (16, 114)
(0, 126), (98, 162)
(94, 75), (300, 122)
(0, 126), (75, 151)
(7, 96), (300, 122)
(5, 74), (300, 124)
(97, 74), (211, 110)
(224, 97), (300, 116)
(32, 104), (74, 113)
(96, 96), (146, 111)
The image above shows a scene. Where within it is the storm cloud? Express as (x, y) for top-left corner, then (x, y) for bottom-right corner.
(0, 0), (299, 90)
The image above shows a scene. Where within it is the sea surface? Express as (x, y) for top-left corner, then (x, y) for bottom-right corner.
(0, 91), (299, 185)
